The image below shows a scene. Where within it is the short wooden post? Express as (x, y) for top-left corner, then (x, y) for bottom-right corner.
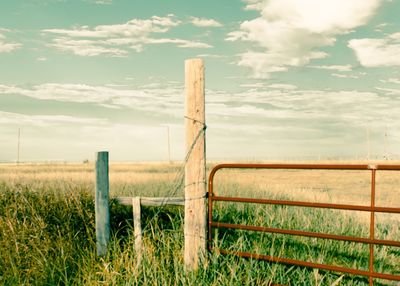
(95, 151), (110, 256)
(184, 58), (207, 270)
(132, 197), (142, 264)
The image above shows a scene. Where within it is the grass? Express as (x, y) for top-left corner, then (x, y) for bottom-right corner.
(0, 162), (399, 285)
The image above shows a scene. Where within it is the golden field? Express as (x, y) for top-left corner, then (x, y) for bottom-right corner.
(0, 160), (399, 285)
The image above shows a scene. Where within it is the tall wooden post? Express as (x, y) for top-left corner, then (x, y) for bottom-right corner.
(184, 58), (206, 270)
(95, 151), (110, 256)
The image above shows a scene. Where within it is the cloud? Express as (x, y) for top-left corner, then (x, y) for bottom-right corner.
(228, 0), (382, 78)
(375, 87), (400, 95)
(145, 38), (212, 48)
(85, 0), (112, 4)
(2, 81), (399, 160)
(49, 38), (129, 56)
(0, 111), (105, 127)
(239, 82), (265, 88)
(380, 78), (400, 84)
(267, 84), (298, 90)
(0, 29), (21, 53)
(331, 73), (359, 79)
(2, 82), (398, 142)
(348, 33), (400, 67)
(374, 22), (389, 32)
(190, 17), (222, 27)
(308, 65), (352, 72)
(196, 54), (226, 58)
(242, 0), (267, 11)
(43, 15), (211, 56)
(204, 85), (397, 126)
(0, 82), (185, 117)
(43, 16), (180, 38)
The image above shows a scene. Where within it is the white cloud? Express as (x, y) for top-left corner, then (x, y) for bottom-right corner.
(389, 32), (400, 41)
(196, 54), (226, 58)
(2, 81), (399, 160)
(203, 88), (400, 146)
(380, 78), (400, 84)
(50, 38), (129, 57)
(85, 0), (112, 4)
(0, 111), (105, 127)
(145, 38), (212, 48)
(375, 87), (400, 95)
(0, 82), (184, 117)
(228, 0), (382, 78)
(43, 15), (211, 56)
(348, 33), (400, 67)
(0, 29), (21, 53)
(43, 16), (180, 38)
(190, 17), (222, 27)
(374, 22), (388, 32)
(267, 84), (298, 90)
(309, 65), (352, 72)
(242, 0), (267, 11)
(331, 73), (359, 79)
(239, 82), (265, 88)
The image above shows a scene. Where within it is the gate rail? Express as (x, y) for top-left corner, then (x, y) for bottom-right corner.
(208, 164), (400, 285)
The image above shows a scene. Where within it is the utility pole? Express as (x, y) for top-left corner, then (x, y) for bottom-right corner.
(17, 128), (20, 165)
(167, 126), (171, 164)
(384, 127), (389, 160)
(366, 125), (371, 161)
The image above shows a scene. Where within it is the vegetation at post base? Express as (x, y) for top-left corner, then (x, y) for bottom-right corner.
(0, 163), (399, 285)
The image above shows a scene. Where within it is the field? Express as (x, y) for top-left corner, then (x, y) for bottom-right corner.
(0, 161), (399, 285)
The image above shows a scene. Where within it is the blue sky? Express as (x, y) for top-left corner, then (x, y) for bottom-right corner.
(1, 0), (400, 162)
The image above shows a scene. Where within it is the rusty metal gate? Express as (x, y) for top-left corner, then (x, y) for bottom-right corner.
(208, 163), (400, 285)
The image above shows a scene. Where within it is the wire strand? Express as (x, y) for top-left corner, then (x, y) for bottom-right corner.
(135, 119), (207, 237)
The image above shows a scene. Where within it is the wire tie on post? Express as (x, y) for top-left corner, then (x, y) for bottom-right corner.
(184, 115), (206, 127)
(184, 181), (207, 188)
(184, 193), (208, 201)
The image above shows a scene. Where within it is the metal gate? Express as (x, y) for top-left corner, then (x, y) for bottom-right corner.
(208, 163), (400, 285)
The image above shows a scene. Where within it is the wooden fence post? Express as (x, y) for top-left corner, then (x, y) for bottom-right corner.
(95, 151), (110, 256)
(132, 197), (143, 264)
(184, 58), (206, 270)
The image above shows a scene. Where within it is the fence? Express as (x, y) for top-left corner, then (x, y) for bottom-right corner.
(208, 163), (400, 285)
(95, 58), (207, 270)
(94, 58), (399, 281)
(116, 196), (184, 263)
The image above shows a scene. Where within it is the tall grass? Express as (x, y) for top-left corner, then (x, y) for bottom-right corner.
(0, 163), (399, 285)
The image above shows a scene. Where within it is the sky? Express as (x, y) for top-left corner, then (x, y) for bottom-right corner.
(0, 0), (400, 162)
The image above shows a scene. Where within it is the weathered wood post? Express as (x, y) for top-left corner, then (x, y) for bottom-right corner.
(95, 151), (110, 256)
(184, 58), (207, 270)
(132, 197), (142, 264)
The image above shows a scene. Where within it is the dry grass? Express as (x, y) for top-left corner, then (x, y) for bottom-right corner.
(1, 160), (399, 206)
(2, 160), (399, 225)
(0, 160), (399, 285)
(0, 162), (175, 184)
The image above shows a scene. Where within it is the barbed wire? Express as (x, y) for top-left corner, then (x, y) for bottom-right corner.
(134, 116), (207, 238)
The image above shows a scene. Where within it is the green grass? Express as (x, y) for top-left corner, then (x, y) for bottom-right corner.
(0, 166), (399, 285)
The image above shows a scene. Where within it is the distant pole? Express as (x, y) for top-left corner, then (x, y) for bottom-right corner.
(95, 151), (110, 256)
(184, 58), (206, 271)
(17, 128), (20, 164)
(366, 126), (371, 160)
(384, 127), (389, 160)
(167, 126), (171, 163)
